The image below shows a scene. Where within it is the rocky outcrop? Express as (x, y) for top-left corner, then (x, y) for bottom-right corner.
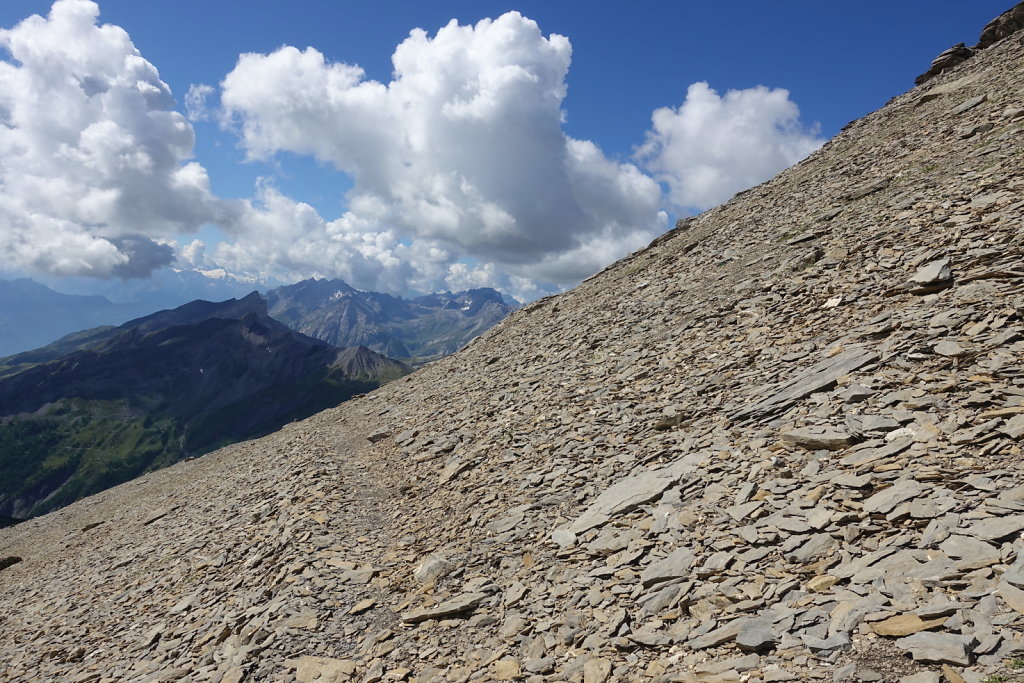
(916, 2), (1024, 84)
(2, 6), (1024, 683)
(979, 1), (1024, 48)
(914, 43), (974, 86)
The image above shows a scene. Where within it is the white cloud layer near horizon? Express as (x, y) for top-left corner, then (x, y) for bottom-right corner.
(1, 0), (825, 302)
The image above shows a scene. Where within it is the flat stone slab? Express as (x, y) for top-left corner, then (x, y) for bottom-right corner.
(939, 535), (999, 562)
(640, 547), (696, 588)
(862, 479), (925, 515)
(1001, 414), (1024, 439)
(142, 505), (179, 526)
(870, 613), (946, 637)
(783, 533), (836, 564)
(729, 347), (878, 424)
(401, 593), (489, 624)
(413, 554), (454, 584)
(568, 458), (697, 534)
(485, 505), (529, 534)
(911, 258), (952, 285)
(997, 581), (1024, 615)
(949, 94), (987, 115)
(802, 632), (851, 653)
(780, 427), (853, 450)
(550, 529), (577, 548)
(291, 656), (356, 683)
(842, 437), (914, 468)
(895, 632), (974, 666)
(736, 619), (778, 653)
(689, 621), (741, 650)
(963, 514), (1024, 541)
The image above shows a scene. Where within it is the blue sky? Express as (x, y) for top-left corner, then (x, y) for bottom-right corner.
(0, 1), (1011, 301)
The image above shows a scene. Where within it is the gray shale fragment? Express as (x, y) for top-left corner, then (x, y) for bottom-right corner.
(401, 593), (489, 624)
(640, 547), (696, 588)
(568, 458), (698, 534)
(780, 427), (854, 450)
(729, 347), (878, 424)
(895, 632), (975, 666)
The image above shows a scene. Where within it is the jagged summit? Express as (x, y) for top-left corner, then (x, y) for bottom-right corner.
(0, 291), (273, 378)
(2, 8), (1024, 682)
(265, 278), (517, 363)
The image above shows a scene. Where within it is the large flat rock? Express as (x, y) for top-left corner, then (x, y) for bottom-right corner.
(567, 457), (698, 534)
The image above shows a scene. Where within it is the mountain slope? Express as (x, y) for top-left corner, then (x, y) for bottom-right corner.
(0, 291), (275, 378)
(0, 294), (409, 518)
(265, 278), (517, 362)
(2, 9), (1024, 682)
(0, 278), (151, 357)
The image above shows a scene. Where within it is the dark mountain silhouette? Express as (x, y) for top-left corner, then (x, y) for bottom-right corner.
(0, 293), (408, 518)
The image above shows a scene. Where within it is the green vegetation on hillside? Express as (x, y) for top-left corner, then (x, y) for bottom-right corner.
(0, 399), (183, 517)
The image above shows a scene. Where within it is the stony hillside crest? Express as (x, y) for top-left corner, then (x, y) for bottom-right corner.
(2, 6), (1024, 683)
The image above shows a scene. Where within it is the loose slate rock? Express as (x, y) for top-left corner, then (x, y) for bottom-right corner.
(142, 506), (178, 526)
(870, 614), (946, 637)
(568, 458), (696, 534)
(689, 622), (742, 650)
(784, 533), (836, 564)
(802, 632), (851, 653)
(0, 556), (22, 572)
(729, 347), (878, 424)
(292, 656), (356, 683)
(862, 479), (925, 515)
(551, 528), (577, 548)
(413, 554), (455, 584)
(949, 94), (987, 116)
(640, 547), (696, 588)
(736, 619), (778, 653)
(939, 535), (999, 562)
(402, 593), (489, 624)
(780, 427), (853, 450)
(933, 340), (967, 357)
(895, 632), (974, 666)
(964, 514), (1024, 541)
(583, 658), (612, 683)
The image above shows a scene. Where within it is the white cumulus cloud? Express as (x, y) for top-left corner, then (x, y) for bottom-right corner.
(185, 83), (214, 122)
(0, 0), (238, 278)
(0, 2), (826, 303)
(219, 12), (666, 296)
(636, 82), (824, 211)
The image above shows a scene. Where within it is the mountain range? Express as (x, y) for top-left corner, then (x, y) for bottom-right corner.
(0, 278), (152, 358)
(265, 278), (518, 363)
(0, 292), (408, 518)
(1, 275), (519, 362)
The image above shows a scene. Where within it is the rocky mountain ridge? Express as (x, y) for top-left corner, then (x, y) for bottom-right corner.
(265, 279), (517, 364)
(1, 8), (1024, 683)
(0, 293), (408, 518)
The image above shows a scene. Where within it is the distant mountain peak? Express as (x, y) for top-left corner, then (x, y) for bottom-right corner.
(265, 281), (517, 363)
(0, 292), (409, 517)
